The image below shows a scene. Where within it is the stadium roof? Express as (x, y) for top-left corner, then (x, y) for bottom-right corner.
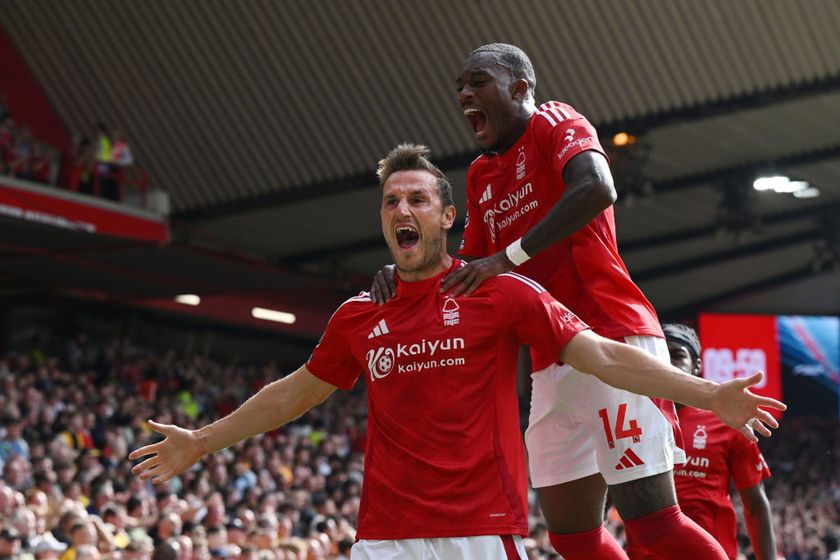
(2, 0), (839, 330)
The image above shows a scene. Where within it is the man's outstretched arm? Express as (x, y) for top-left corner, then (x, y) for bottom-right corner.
(560, 330), (786, 440)
(740, 482), (776, 560)
(129, 366), (337, 483)
(440, 151), (616, 296)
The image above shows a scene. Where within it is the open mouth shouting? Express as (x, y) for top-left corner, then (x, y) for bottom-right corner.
(464, 107), (487, 139)
(395, 225), (420, 250)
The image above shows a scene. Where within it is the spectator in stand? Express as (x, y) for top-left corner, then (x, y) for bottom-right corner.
(60, 520), (95, 559)
(152, 512), (182, 546)
(111, 129), (134, 199)
(16, 124), (34, 163)
(32, 533), (67, 559)
(151, 542), (176, 560)
(93, 123), (111, 168)
(73, 544), (100, 560)
(5, 134), (29, 178)
(100, 506), (131, 549)
(30, 142), (53, 185)
(0, 415), (30, 463)
(336, 537), (353, 560)
(226, 517), (247, 548)
(0, 116), (14, 173)
(92, 122), (117, 200)
(8, 124), (35, 180)
(111, 129), (133, 168)
(0, 528), (23, 560)
(0, 103), (59, 187)
(3, 455), (30, 492)
(122, 540), (151, 560)
(58, 135), (82, 190)
(58, 413), (94, 452)
(11, 506), (36, 547)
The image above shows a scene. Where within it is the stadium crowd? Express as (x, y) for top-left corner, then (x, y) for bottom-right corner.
(0, 93), (136, 202)
(0, 331), (837, 559)
(0, 94), (55, 186)
(757, 417), (840, 560)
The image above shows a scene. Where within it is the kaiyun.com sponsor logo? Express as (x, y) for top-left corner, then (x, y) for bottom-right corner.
(366, 337), (466, 382)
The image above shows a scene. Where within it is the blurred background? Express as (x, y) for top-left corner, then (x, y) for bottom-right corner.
(0, 1), (838, 559)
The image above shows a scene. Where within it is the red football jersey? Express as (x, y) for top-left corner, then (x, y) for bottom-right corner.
(460, 101), (662, 353)
(674, 407), (771, 559)
(306, 260), (588, 540)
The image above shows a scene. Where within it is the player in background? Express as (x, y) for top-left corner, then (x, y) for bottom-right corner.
(370, 44), (725, 559)
(131, 144), (784, 560)
(649, 324), (776, 560)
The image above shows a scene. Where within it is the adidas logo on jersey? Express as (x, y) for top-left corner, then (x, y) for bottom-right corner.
(479, 183), (492, 204)
(368, 319), (390, 339)
(614, 448), (646, 470)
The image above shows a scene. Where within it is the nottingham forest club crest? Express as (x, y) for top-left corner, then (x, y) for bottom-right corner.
(442, 298), (460, 326)
(516, 146), (526, 181)
(693, 425), (708, 450)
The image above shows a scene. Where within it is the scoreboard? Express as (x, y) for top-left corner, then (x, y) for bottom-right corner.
(699, 313), (840, 418)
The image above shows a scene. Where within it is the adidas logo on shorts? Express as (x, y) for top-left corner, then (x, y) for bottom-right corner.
(614, 448), (646, 470)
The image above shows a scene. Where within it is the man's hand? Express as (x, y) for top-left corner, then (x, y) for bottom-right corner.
(440, 251), (514, 297)
(129, 420), (204, 484)
(370, 265), (396, 305)
(709, 372), (786, 442)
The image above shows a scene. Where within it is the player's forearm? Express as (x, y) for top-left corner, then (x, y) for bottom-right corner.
(519, 151), (616, 258)
(745, 511), (776, 560)
(564, 332), (716, 409)
(195, 367), (333, 455)
(521, 177), (614, 257)
(742, 487), (776, 560)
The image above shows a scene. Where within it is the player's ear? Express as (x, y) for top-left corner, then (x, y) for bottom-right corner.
(442, 205), (456, 230)
(511, 79), (529, 101)
(693, 356), (703, 378)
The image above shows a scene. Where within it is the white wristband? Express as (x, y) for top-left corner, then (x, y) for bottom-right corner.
(505, 238), (531, 266)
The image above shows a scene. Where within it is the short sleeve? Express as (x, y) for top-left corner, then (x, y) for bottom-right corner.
(730, 436), (771, 490)
(535, 102), (607, 178)
(492, 273), (589, 359)
(306, 305), (364, 391)
(459, 166), (492, 258)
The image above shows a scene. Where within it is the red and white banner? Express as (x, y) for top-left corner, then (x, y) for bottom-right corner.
(0, 180), (169, 244)
(698, 313), (783, 417)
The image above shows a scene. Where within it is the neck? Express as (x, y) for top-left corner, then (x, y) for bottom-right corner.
(496, 102), (535, 155)
(396, 253), (453, 283)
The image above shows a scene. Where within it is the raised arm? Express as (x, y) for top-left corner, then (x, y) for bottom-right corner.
(441, 151), (615, 296)
(739, 482), (776, 560)
(560, 330), (786, 441)
(519, 151), (616, 256)
(129, 366), (337, 483)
